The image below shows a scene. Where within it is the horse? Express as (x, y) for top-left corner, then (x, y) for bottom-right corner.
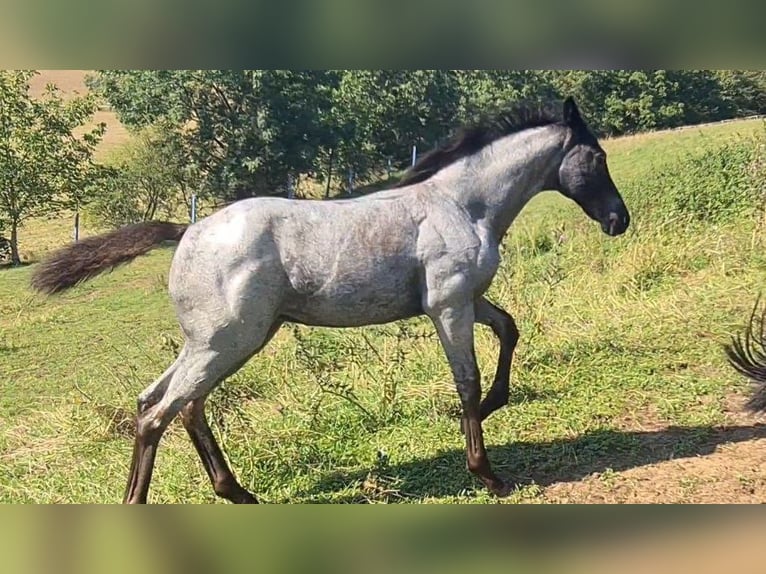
(725, 295), (766, 414)
(30, 97), (630, 503)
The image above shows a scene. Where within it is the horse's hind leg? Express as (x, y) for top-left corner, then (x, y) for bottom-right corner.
(178, 320), (283, 504)
(123, 333), (273, 504)
(123, 360), (179, 503)
(180, 398), (257, 503)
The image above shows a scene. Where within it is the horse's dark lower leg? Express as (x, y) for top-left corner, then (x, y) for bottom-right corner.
(475, 298), (519, 422)
(180, 398), (258, 504)
(123, 323), (282, 504)
(430, 303), (511, 497)
(459, 385), (511, 497)
(123, 408), (169, 504)
(122, 361), (180, 503)
(177, 322), (282, 503)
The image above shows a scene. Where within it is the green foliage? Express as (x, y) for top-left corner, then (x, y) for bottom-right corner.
(0, 70), (104, 264)
(289, 320), (435, 432)
(330, 70), (463, 184)
(89, 69), (766, 206)
(635, 124), (766, 224)
(553, 70), (686, 135)
(85, 124), (193, 227)
(714, 70), (766, 117)
(456, 70), (559, 121)
(90, 70), (340, 200)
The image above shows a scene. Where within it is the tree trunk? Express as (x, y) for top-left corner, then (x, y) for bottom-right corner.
(10, 219), (20, 266)
(144, 189), (158, 221)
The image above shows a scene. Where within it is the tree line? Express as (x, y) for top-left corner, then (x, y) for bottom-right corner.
(2, 70), (765, 265)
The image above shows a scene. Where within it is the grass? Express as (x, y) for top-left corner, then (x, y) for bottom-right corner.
(2, 114), (766, 503)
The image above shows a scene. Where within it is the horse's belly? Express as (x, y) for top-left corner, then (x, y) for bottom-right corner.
(281, 274), (423, 327)
(284, 300), (422, 327)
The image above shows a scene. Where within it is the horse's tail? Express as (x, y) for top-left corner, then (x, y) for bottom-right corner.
(725, 294), (766, 413)
(30, 221), (189, 295)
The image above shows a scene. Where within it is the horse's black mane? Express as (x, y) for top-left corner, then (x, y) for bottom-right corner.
(394, 100), (566, 188)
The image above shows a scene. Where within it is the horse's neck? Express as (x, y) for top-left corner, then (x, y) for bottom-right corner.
(435, 125), (567, 241)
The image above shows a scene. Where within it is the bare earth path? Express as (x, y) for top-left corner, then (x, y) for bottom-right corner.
(543, 395), (766, 503)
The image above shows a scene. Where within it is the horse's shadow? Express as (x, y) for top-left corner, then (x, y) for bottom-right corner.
(305, 422), (766, 502)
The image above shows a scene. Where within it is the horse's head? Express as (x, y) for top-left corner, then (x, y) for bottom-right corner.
(555, 97), (630, 237)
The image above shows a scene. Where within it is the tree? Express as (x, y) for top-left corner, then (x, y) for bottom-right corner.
(0, 70), (104, 265)
(89, 70), (341, 201)
(329, 70), (464, 185)
(455, 70), (559, 120)
(87, 69), (766, 204)
(86, 123), (192, 227)
(714, 70), (766, 117)
(550, 70), (685, 136)
(89, 70), (467, 199)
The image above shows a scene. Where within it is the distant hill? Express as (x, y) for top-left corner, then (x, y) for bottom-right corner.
(27, 70), (129, 157)
(29, 70), (91, 98)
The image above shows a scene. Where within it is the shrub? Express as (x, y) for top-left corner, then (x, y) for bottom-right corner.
(84, 124), (193, 227)
(635, 125), (766, 225)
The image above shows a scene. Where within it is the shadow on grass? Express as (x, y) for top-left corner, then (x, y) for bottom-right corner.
(0, 261), (34, 271)
(0, 343), (20, 355)
(306, 423), (766, 502)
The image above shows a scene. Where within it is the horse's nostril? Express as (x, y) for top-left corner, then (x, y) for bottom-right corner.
(604, 211), (627, 236)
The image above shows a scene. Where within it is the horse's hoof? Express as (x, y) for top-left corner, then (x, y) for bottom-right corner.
(230, 490), (259, 504)
(237, 493), (259, 504)
(489, 480), (513, 498)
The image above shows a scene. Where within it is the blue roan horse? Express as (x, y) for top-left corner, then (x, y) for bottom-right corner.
(31, 97), (630, 503)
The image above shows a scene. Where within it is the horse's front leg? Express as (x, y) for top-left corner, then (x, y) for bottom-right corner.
(475, 297), (519, 422)
(428, 302), (511, 497)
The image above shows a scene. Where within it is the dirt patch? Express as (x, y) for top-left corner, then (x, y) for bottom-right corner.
(544, 439), (766, 503)
(29, 70), (90, 98)
(542, 393), (766, 503)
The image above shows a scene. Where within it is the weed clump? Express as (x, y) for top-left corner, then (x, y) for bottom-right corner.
(635, 125), (766, 224)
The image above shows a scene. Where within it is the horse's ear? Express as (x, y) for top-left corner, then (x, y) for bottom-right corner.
(563, 96), (582, 127)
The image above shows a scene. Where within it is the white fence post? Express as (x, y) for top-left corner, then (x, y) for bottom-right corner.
(191, 194), (198, 223)
(411, 145), (417, 166)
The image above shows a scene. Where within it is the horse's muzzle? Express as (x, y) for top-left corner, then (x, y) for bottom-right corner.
(603, 211), (630, 236)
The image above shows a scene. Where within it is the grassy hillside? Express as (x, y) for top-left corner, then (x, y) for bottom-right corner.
(28, 70), (130, 159)
(1, 117), (766, 504)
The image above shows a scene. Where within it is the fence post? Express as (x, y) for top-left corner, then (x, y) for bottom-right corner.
(191, 194), (198, 223)
(412, 145), (417, 167)
(387, 157), (392, 179)
(287, 174), (295, 199)
(348, 167), (354, 195)
(73, 211), (80, 243)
